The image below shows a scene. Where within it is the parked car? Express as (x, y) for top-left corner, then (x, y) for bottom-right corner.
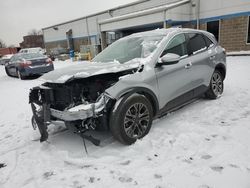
(0, 54), (13, 65)
(29, 28), (226, 145)
(19, 47), (45, 54)
(5, 53), (54, 79)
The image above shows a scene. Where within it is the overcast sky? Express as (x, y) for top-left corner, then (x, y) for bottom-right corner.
(0, 0), (137, 46)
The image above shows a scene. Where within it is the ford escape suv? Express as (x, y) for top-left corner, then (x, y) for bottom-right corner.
(29, 28), (226, 145)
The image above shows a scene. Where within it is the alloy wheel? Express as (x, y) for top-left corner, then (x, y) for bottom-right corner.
(123, 103), (150, 138)
(211, 72), (223, 97)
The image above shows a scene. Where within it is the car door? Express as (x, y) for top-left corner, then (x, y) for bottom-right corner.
(155, 33), (195, 111)
(185, 32), (214, 96)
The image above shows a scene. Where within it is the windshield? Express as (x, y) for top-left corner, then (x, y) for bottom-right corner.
(92, 35), (164, 63)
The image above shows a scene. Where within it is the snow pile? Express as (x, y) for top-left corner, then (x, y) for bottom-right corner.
(0, 57), (250, 188)
(227, 51), (250, 56)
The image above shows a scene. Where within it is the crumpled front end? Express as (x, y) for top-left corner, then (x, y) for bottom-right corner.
(29, 83), (114, 143)
(28, 62), (140, 144)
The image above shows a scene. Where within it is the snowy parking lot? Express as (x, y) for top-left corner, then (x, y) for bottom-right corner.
(0, 56), (250, 188)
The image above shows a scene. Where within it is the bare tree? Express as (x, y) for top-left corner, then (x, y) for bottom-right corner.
(28, 29), (42, 35)
(0, 39), (7, 48)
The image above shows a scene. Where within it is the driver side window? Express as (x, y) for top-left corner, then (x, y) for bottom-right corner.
(161, 33), (187, 57)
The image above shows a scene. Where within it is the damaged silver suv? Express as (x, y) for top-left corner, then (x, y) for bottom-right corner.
(29, 28), (226, 145)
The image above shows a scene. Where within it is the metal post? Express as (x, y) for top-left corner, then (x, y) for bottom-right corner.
(42, 29), (47, 52)
(100, 31), (107, 51)
(196, 0), (200, 29)
(86, 18), (91, 45)
(163, 10), (167, 28)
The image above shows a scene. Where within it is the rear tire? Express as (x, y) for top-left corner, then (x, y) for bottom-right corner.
(206, 70), (224, 99)
(110, 94), (153, 145)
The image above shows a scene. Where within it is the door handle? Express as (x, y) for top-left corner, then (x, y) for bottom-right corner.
(210, 55), (216, 60)
(185, 62), (192, 69)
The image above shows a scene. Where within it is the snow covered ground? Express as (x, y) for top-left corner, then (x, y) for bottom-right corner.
(0, 57), (250, 188)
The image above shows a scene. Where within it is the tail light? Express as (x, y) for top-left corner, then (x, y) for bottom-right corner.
(20, 61), (32, 67)
(46, 58), (53, 64)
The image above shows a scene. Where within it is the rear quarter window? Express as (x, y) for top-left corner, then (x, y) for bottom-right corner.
(203, 34), (214, 48)
(186, 33), (207, 55)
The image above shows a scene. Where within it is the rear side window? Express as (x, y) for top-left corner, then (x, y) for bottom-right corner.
(161, 33), (187, 57)
(203, 35), (214, 48)
(186, 33), (207, 55)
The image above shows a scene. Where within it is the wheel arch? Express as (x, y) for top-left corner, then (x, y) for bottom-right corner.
(118, 87), (159, 117)
(215, 63), (226, 80)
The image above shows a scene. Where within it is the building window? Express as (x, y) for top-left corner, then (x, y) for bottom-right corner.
(207, 20), (220, 42)
(247, 16), (250, 44)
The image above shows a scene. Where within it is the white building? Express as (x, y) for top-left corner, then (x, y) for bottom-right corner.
(42, 0), (250, 54)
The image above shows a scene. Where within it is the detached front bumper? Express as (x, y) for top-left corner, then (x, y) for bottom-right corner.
(29, 85), (112, 142)
(50, 94), (110, 121)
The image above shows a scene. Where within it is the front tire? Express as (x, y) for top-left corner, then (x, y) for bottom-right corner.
(110, 94), (153, 145)
(206, 70), (224, 99)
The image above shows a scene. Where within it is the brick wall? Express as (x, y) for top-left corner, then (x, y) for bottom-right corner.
(0, 48), (18, 56)
(220, 16), (250, 52)
(199, 23), (206, 31)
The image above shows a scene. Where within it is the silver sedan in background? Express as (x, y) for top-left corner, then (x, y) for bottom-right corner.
(0, 54), (13, 65)
(5, 53), (54, 79)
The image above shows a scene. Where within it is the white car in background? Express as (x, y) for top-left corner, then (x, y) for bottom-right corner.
(19, 47), (45, 54)
(0, 54), (13, 65)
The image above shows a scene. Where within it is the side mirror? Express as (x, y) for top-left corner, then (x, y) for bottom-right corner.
(157, 53), (180, 66)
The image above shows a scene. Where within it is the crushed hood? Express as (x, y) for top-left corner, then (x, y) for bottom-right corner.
(41, 60), (140, 83)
